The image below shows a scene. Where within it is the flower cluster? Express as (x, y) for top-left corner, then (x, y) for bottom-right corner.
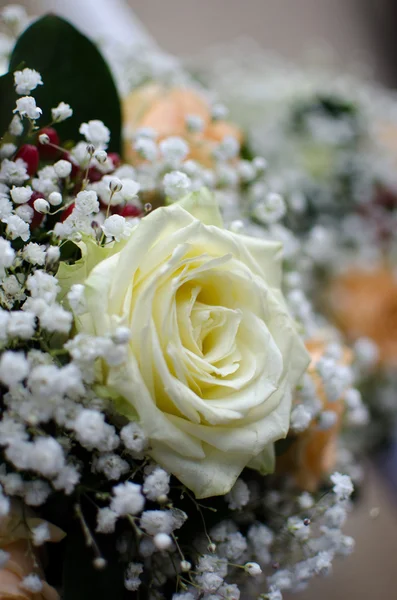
(0, 7), (369, 600)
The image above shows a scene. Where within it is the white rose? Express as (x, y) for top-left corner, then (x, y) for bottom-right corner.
(59, 190), (309, 498)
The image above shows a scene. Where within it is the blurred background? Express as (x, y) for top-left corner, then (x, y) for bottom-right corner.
(1, 1), (397, 599)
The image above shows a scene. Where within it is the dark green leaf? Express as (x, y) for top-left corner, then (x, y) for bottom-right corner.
(0, 71), (17, 139)
(9, 15), (122, 151)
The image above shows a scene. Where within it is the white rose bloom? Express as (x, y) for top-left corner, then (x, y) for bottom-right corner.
(58, 190), (309, 498)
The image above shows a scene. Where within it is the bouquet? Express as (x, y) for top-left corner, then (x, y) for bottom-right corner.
(0, 7), (368, 600)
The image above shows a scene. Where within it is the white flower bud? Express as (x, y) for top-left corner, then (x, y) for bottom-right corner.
(109, 178), (123, 193)
(244, 562), (262, 576)
(48, 191), (62, 206)
(38, 133), (50, 145)
(154, 533), (172, 551)
(95, 150), (108, 163)
(33, 198), (50, 214)
(180, 560), (191, 572)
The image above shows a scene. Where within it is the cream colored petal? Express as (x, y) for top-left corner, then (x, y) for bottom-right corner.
(107, 356), (205, 459)
(248, 443), (276, 475)
(176, 188), (223, 228)
(149, 441), (250, 499)
(235, 233), (283, 288)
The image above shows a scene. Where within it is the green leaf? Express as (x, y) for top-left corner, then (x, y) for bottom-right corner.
(0, 71), (17, 139)
(9, 15), (122, 151)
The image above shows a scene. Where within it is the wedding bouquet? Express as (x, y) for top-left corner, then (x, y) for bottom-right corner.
(0, 7), (366, 600)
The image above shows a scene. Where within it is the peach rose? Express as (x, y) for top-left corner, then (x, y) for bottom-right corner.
(123, 83), (243, 167)
(0, 502), (64, 600)
(277, 339), (352, 492)
(328, 266), (397, 367)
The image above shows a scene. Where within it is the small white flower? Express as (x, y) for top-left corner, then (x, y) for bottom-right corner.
(143, 466), (170, 501)
(21, 574), (43, 593)
(0, 351), (29, 387)
(0, 143), (17, 159)
(120, 178), (140, 201)
(54, 159), (72, 178)
(318, 410), (338, 430)
(4, 213), (30, 241)
(8, 311), (36, 339)
(26, 270), (59, 303)
(111, 481), (145, 516)
(1, 5), (27, 28)
(46, 246), (61, 264)
(212, 103), (228, 120)
(0, 237), (15, 275)
(74, 409), (108, 447)
(9, 115), (23, 136)
(140, 510), (174, 535)
(52, 464), (80, 495)
(39, 304), (72, 334)
(24, 480), (51, 506)
(96, 507), (118, 533)
(33, 198), (50, 214)
(15, 204), (33, 223)
(67, 284), (87, 315)
(101, 214), (133, 241)
(23, 242), (46, 266)
(32, 522), (51, 546)
(0, 198), (13, 221)
(159, 136), (189, 163)
(14, 68), (43, 95)
(32, 437), (65, 477)
(10, 185), (32, 204)
(215, 135), (240, 161)
(13, 96), (42, 120)
(330, 472), (354, 501)
(290, 404), (312, 433)
(51, 101), (73, 123)
(94, 453), (129, 480)
(121, 422), (147, 454)
(265, 588), (283, 600)
(79, 120), (110, 148)
(0, 158), (29, 185)
(163, 170), (191, 199)
(186, 114), (204, 132)
(225, 479), (250, 510)
(124, 563), (143, 591)
(254, 192), (286, 224)
(75, 190), (99, 216)
(134, 137), (158, 161)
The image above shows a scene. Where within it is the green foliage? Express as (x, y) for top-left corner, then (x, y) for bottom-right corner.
(7, 14), (121, 150)
(0, 71), (17, 139)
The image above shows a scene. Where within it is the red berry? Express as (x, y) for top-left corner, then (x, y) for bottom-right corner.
(28, 191), (45, 229)
(88, 166), (103, 182)
(37, 127), (60, 160)
(15, 144), (39, 176)
(108, 152), (121, 170)
(61, 202), (75, 222)
(115, 204), (142, 218)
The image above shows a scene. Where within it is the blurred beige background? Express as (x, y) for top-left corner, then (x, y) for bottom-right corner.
(2, 1), (397, 599)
